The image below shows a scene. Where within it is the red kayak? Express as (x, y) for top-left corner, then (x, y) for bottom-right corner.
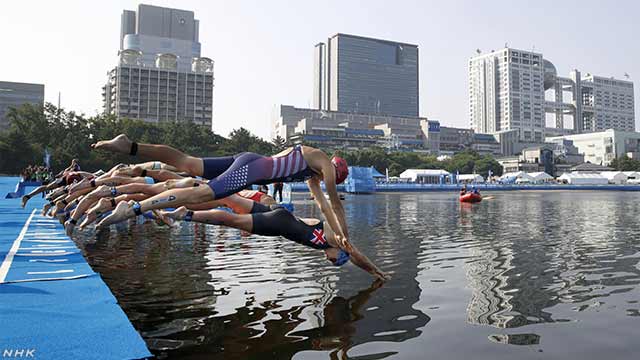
(459, 193), (482, 203)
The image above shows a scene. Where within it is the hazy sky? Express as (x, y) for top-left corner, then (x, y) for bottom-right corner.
(1, 0), (638, 139)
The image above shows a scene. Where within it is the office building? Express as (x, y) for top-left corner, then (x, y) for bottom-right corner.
(0, 81), (44, 129)
(273, 105), (503, 155)
(469, 48), (546, 142)
(546, 129), (640, 166)
(469, 47), (635, 142)
(313, 33), (419, 117)
(273, 105), (433, 151)
(103, 4), (214, 127)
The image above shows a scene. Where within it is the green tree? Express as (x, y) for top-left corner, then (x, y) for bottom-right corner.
(474, 155), (503, 177)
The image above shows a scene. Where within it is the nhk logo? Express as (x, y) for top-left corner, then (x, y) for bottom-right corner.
(2, 349), (35, 358)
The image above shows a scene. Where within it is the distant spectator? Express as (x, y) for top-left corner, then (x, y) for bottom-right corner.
(272, 182), (284, 202)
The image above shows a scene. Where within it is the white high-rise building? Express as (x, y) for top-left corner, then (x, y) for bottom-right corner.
(580, 74), (635, 132)
(469, 48), (545, 143)
(103, 4), (214, 128)
(470, 47), (635, 143)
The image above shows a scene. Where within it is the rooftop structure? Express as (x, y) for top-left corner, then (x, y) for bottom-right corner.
(103, 4), (214, 128)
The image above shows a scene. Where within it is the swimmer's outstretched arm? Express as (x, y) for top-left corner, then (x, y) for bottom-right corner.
(91, 134), (204, 177)
(308, 177), (347, 240)
(304, 147), (349, 238)
(335, 235), (389, 281)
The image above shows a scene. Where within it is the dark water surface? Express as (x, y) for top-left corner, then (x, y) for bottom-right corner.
(74, 191), (640, 359)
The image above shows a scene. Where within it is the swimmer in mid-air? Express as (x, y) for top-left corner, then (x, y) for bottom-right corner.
(91, 134), (350, 240)
(154, 195), (389, 281)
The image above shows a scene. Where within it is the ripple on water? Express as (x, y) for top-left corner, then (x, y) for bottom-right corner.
(72, 192), (640, 359)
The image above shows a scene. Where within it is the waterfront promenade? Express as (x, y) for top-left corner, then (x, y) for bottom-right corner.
(0, 177), (150, 359)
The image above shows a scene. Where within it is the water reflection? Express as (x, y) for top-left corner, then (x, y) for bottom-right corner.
(75, 196), (430, 359)
(462, 192), (640, 329)
(72, 191), (640, 359)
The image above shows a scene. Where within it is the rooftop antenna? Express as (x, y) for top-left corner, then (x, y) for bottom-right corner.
(624, 72), (630, 79)
(504, 42), (508, 48)
(475, 48), (481, 54)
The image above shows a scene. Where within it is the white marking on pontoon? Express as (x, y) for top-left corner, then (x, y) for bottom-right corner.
(27, 269), (74, 275)
(26, 232), (65, 236)
(20, 246), (76, 250)
(15, 252), (76, 257)
(0, 209), (36, 283)
(23, 240), (71, 244)
(29, 259), (68, 263)
(1, 274), (90, 283)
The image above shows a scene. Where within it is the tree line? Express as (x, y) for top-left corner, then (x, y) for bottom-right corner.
(0, 103), (275, 175)
(0, 103), (505, 178)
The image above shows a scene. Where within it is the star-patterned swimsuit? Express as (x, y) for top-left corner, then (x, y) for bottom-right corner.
(203, 145), (318, 200)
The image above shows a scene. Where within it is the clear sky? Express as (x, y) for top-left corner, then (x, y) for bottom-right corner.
(1, 0), (638, 139)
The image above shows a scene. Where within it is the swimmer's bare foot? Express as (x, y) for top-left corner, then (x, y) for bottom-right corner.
(21, 195), (30, 208)
(79, 212), (96, 229)
(64, 220), (75, 236)
(81, 198), (114, 228)
(91, 134), (132, 154)
(97, 201), (135, 227)
(41, 203), (51, 216)
(155, 206), (188, 227)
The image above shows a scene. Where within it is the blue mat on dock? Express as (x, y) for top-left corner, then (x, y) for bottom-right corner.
(0, 177), (151, 360)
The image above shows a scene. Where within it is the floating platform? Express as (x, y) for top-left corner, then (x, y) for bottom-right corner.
(0, 177), (150, 360)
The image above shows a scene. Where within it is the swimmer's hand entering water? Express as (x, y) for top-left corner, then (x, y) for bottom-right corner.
(334, 234), (390, 281)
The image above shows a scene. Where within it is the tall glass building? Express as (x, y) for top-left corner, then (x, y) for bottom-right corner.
(0, 81), (44, 129)
(313, 34), (419, 117)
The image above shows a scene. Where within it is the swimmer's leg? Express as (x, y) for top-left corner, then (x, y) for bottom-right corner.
(22, 180), (61, 207)
(97, 185), (215, 227)
(91, 134), (204, 177)
(158, 206), (253, 230)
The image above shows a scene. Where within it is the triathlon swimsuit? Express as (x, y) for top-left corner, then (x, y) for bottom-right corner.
(202, 145), (317, 199)
(239, 190), (266, 203)
(250, 204), (331, 250)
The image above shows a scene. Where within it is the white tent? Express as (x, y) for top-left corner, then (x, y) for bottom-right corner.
(499, 171), (534, 184)
(599, 171), (628, 185)
(528, 172), (554, 183)
(623, 171), (640, 180)
(399, 169), (450, 183)
(458, 174), (485, 183)
(559, 173), (608, 185)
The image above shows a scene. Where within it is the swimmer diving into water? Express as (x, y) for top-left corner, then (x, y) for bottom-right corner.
(91, 134), (350, 240)
(153, 194), (389, 281)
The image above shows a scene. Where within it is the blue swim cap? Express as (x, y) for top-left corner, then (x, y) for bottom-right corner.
(333, 249), (350, 266)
